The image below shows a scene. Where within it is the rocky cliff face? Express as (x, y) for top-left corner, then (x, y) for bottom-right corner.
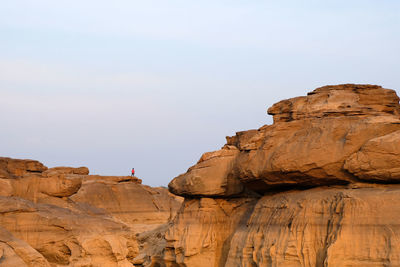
(0, 157), (182, 266)
(4, 84), (400, 267)
(162, 84), (400, 267)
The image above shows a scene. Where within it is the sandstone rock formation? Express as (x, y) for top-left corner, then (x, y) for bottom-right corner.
(225, 185), (400, 267)
(4, 84), (400, 267)
(164, 197), (257, 266)
(344, 130), (400, 181)
(0, 157), (47, 178)
(169, 146), (244, 197)
(0, 157), (182, 266)
(163, 84), (400, 266)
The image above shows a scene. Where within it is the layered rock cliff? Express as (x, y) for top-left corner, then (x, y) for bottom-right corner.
(162, 84), (400, 267)
(0, 157), (182, 266)
(4, 84), (400, 267)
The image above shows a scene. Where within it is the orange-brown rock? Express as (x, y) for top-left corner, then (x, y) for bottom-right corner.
(71, 176), (182, 231)
(4, 84), (400, 267)
(344, 130), (400, 181)
(169, 146), (244, 197)
(169, 84), (400, 196)
(0, 226), (51, 267)
(0, 157), (47, 178)
(233, 115), (400, 192)
(0, 157), (182, 266)
(268, 84), (400, 123)
(0, 195), (136, 266)
(225, 185), (400, 266)
(162, 84), (400, 267)
(161, 185), (400, 267)
(163, 197), (257, 266)
(43, 166), (89, 176)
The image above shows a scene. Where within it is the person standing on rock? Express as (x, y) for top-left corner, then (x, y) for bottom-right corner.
(131, 168), (135, 177)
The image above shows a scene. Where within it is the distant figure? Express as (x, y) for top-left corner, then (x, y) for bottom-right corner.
(131, 168), (135, 177)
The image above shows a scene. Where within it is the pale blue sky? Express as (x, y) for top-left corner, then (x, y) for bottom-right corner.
(1, 1), (399, 186)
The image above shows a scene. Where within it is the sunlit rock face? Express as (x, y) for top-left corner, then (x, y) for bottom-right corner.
(161, 84), (400, 267)
(225, 186), (400, 267)
(168, 147), (244, 197)
(4, 84), (400, 267)
(0, 157), (182, 266)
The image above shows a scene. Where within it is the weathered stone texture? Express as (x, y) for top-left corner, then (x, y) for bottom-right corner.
(226, 186), (400, 267)
(3, 84), (400, 266)
(163, 84), (400, 267)
(0, 158), (182, 266)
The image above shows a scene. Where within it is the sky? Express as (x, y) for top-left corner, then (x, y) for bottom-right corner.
(1, 0), (399, 186)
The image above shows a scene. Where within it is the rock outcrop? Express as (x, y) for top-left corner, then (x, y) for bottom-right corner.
(267, 84), (400, 123)
(0, 157), (182, 266)
(163, 84), (400, 266)
(168, 146), (244, 197)
(4, 84), (400, 267)
(344, 130), (400, 181)
(0, 157), (47, 178)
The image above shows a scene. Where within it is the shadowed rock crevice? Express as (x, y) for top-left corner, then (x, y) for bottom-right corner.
(317, 193), (346, 266)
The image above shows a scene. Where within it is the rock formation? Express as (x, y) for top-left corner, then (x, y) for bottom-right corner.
(0, 157), (182, 266)
(4, 84), (400, 267)
(163, 84), (400, 266)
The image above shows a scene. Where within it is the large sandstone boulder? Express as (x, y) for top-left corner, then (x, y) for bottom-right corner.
(9, 169), (84, 201)
(169, 146), (244, 197)
(267, 84), (400, 123)
(169, 84), (400, 196)
(0, 157), (47, 178)
(233, 115), (400, 192)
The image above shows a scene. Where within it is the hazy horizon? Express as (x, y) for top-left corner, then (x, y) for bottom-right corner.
(1, 1), (399, 186)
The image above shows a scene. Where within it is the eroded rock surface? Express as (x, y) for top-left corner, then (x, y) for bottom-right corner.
(226, 185), (400, 267)
(0, 157), (182, 267)
(344, 130), (400, 181)
(169, 84), (400, 195)
(163, 84), (400, 266)
(268, 84), (400, 123)
(4, 84), (400, 267)
(0, 157), (47, 178)
(169, 146), (244, 197)
(163, 197), (256, 266)
(72, 176), (182, 231)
